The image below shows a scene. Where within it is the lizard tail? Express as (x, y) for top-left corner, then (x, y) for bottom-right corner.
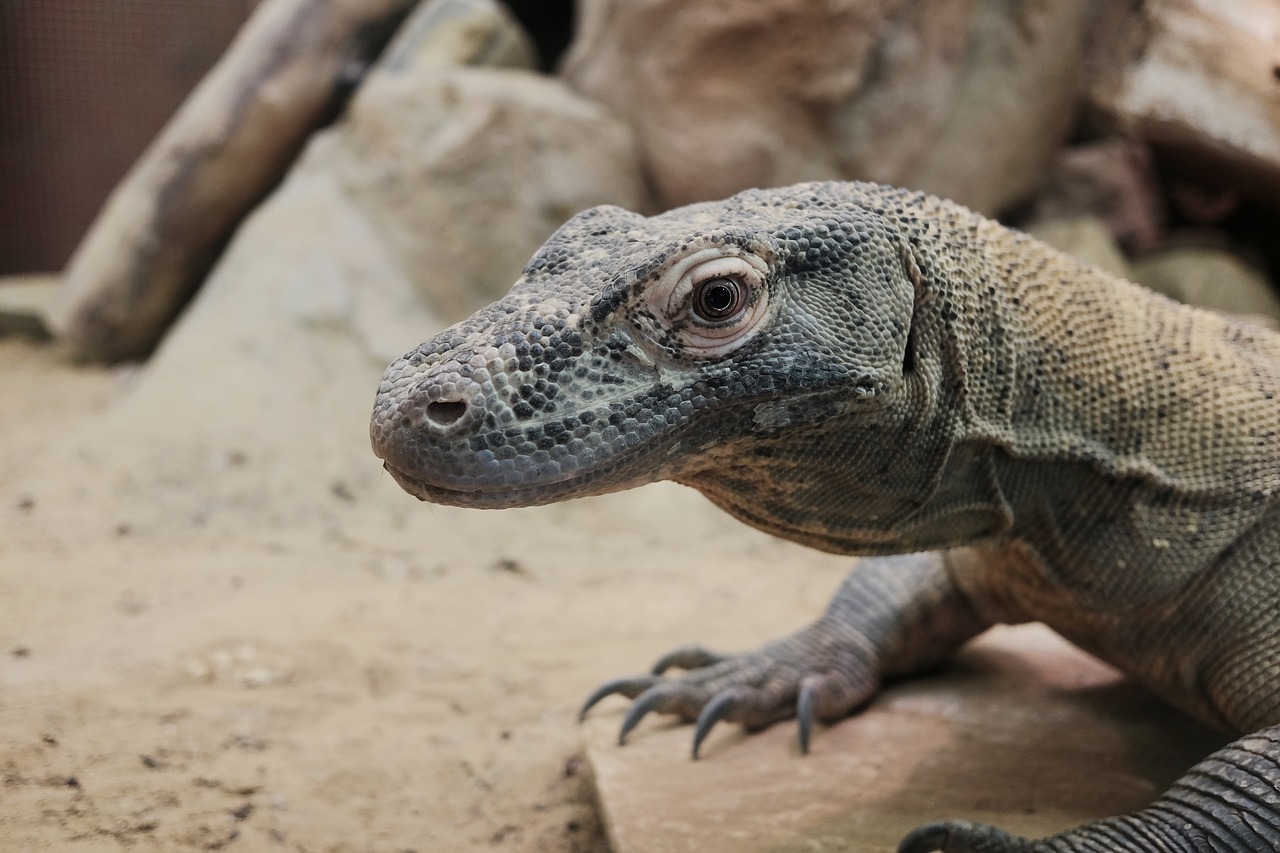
(898, 820), (1031, 852)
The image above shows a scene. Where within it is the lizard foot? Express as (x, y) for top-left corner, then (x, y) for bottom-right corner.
(579, 628), (881, 758)
(899, 725), (1280, 852)
(579, 554), (989, 758)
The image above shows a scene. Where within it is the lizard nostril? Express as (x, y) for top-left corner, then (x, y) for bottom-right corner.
(425, 400), (468, 428)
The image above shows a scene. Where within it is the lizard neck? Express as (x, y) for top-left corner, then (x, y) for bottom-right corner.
(919, 211), (1280, 501)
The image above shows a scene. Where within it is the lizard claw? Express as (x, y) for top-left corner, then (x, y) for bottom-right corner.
(579, 675), (661, 722)
(577, 556), (979, 757)
(691, 688), (748, 759)
(617, 684), (678, 745)
(580, 634), (881, 754)
(797, 676), (821, 755)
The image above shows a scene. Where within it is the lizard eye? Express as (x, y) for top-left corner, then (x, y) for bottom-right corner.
(638, 246), (773, 358)
(691, 277), (745, 322)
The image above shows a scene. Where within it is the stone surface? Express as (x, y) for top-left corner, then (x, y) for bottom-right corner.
(585, 623), (1225, 853)
(1029, 139), (1164, 253)
(0, 275), (60, 339)
(563, 0), (1092, 214)
(1027, 217), (1132, 281)
(1089, 0), (1280, 204)
(77, 163), (439, 530)
(1131, 246), (1280, 326)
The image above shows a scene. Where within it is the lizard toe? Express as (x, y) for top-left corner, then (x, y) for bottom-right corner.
(651, 643), (728, 674)
(583, 634), (888, 753)
(794, 671), (880, 753)
(617, 681), (714, 744)
(579, 674), (661, 722)
(691, 687), (749, 759)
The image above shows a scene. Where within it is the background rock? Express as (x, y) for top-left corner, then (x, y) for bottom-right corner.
(325, 65), (653, 320)
(563, 0), (1093, 215)
(0, 275), (59, 340)
(1026, 217), (1132, 281)
(1131, 246), (1280, 327)
(379, 0), (537, 71)
(1088, 0), (1280, 205)
(1029, 139), (1165, 253)
(22, 55), (651, 532)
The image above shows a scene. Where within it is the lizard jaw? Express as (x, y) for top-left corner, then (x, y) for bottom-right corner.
(379, 457), (662, 509)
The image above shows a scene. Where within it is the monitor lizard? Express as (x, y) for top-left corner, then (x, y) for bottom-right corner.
(369, 181), (1280, 851)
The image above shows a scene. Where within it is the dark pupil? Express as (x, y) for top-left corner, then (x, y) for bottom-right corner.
(700, 280), (738, 317)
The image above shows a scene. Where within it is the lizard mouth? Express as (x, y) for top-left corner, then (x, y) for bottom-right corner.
(380, 457), (659, 509)
(374, 383), (854, 510)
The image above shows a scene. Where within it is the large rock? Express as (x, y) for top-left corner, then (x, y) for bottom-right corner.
(1131, 246), (1280, 328)
(563, 0), (1093, 214)
(379, 0), (537, 70)
(45, 0), (546, 364)
(0, 275), (59, 340)
(587, 624), (1223, 853)
(1027, 217), (1132, 281)
(1028, 139), (1165, 254)
(1089, 0), (1280, 204)
(324, 66), (653, 319)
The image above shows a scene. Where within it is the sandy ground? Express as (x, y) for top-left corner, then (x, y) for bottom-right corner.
(0, 335), (851, 852)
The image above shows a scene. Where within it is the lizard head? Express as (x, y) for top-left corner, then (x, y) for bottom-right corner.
(370, 182), (922, 522)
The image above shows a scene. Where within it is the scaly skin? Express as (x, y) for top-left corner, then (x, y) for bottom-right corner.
(369, 181), (1280, 850)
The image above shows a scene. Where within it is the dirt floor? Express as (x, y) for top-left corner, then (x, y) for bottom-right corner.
(0, 335), (851, 852)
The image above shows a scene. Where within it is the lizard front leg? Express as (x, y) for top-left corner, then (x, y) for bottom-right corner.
(900, 724), (1280, 852)
(580, 551), (991, 757)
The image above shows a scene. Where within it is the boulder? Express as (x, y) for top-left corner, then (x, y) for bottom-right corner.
(1026, 217), (1132, 281)
(563, 0), (1094, 214)
(587, 624), (1223, 853)
(0, 275), (59, 340)
(29, 61), (650, 534)
(1089, 0), (1280, 205)
(379, 0), (537, 70)
(1131, 246), (1280, 328)
(1028, 139), (1164, 254)
(324, 66), (653, 319)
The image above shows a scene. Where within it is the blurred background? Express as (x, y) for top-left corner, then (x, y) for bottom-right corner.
(0, 1), (254, 273)
(0, 0), (574, 276)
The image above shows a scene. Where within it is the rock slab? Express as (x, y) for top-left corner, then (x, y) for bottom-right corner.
(585, 623), (1224, 853)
